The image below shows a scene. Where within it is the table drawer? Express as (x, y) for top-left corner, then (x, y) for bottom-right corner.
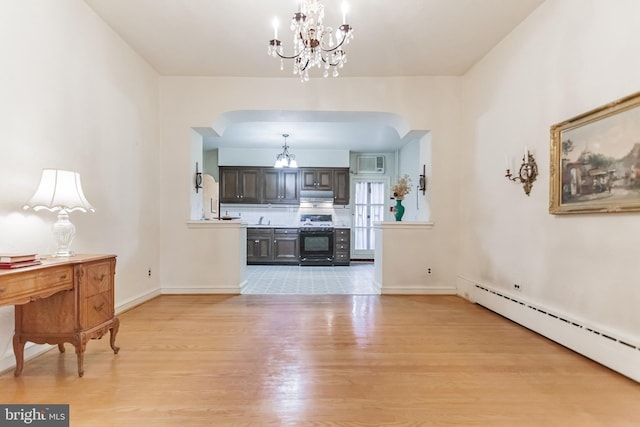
(81, 261), (113, 297)
(0, 266), (73, 304)
(81, 291), (114, 328)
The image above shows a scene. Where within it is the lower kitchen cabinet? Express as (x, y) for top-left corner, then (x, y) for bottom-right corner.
(334, 228), (351, 265)
(273, 228), (299, 262)
(247, 228), (299, 264)
(246, 228), (273, 263)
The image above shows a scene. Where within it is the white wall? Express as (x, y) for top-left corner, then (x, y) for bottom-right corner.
(158, 76), (462, 293)
(218, 148), (350, 167)
(460, 0), (640, 345)
(0, 0), (161, 368)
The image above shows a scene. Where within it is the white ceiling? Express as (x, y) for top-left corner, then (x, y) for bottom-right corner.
(84, 0), (544, 151)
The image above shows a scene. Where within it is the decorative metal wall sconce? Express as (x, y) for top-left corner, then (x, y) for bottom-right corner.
(195, 162), (203, 193)
(505, 149), (538, 196)
(418, 164), (427, 195)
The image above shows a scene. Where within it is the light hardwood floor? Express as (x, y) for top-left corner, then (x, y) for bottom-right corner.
(2, 295), (639, 426)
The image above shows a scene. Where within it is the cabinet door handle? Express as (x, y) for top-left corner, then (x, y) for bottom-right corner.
(95, 274), (106, 282)
(94, 302), (105, 311)
(0, 288), (5, 295)
(59, 274), (68, 280)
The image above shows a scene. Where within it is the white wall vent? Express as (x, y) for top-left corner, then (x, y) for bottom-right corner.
(356, 155), (385, 174)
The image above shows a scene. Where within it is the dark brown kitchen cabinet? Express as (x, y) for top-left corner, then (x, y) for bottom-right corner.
(247, 228), (299, 264)
(301, 168), (333, 190)
(273, 228), (299, 262)
(247, 228), (273, 263)
(262, 169), (300, 204)
(334, 228), (351, 265)
(300, 168), (350, 204)
(219, 167), (261, 203)
(332, 168), (350, 205)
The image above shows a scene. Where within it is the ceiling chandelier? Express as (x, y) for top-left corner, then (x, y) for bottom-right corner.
(268, 0), (353, 82)
(274, 134), (298, 168)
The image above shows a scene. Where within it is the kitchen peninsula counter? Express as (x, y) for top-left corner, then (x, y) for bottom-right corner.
(373, 221), (455, 295)
(172, 220), (247, 294)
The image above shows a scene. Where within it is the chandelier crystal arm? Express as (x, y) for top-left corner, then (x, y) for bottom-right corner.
(270, 40), (304, 60)
(318, 24), (352, 53)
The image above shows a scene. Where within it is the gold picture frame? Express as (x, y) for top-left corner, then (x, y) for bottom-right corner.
(550, 91), (640, 214)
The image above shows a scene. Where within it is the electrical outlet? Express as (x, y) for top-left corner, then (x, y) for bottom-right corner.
(513, 283), (521, 291)
(148, 268), (152, 277)
(427, 268), (432, 275)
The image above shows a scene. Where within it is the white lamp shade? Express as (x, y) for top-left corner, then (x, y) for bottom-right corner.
(24, 169), (95, 213)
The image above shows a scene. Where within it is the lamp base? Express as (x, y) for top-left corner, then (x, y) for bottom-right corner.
(52, 249), (76, 258)
(52, 210), (76, 257)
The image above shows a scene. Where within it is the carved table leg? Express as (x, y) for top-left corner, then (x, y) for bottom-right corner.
(110, 317), (120, 354)
(74, 335), (86, 377)
(12, 335), (25, 377)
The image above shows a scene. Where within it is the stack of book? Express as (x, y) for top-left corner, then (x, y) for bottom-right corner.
(0, 253), (41, 269)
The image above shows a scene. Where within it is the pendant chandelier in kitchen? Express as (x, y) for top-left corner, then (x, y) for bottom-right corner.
(274, 134), (298, 168)
(267, 0), (353, 82)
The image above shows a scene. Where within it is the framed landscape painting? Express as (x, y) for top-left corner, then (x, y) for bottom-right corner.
(549, 92), (640, 214)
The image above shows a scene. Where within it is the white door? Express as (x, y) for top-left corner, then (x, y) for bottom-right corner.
(353, 179), (387, 259)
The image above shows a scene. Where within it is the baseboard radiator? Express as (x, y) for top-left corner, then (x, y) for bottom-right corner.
(472, 283), (640, 383)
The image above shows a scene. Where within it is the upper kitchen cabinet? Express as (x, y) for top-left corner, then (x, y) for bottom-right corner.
(220, 166), (348, 205)
(301, 168), (333, 191)
(262, 168), (300, 204)
(332, 169), (350, 205)
(301, 167), (350, 205)
(219, 167), (261, 203)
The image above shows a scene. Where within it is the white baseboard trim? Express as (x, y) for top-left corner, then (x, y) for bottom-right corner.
(116, 289), (161, 314)
(380, 285), (457, 295)
(161, 287), (241, 295)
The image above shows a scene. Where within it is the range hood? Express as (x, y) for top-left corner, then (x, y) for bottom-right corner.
(299, 190), (334, 205)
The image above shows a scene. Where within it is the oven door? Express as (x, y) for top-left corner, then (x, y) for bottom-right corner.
(299, 229), (334, 265)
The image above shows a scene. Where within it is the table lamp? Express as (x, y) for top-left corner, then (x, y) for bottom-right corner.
(23, 169), (95, 257)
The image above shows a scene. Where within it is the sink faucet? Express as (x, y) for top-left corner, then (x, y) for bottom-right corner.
(258, 216), (264, 225)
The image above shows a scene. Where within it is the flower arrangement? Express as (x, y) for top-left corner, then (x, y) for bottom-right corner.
(391, 174), (412, 200)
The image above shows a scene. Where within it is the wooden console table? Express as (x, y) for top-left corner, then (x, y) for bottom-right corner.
(0, 254), (120, 377)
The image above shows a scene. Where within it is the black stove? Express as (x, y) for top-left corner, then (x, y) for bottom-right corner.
(299, 214), (334, 265)
(298, 214), (334, 231)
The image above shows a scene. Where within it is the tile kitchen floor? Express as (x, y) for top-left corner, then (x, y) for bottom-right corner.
(242, 262), (379, 295)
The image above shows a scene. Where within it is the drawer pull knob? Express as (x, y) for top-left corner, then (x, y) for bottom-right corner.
(95, 274), (106, 282)
(59, 275), (68, 280)
(0, 288), (5, 294)
(94, 302), (105, 311)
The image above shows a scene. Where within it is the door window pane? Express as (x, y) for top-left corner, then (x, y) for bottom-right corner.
(354, 181), (385, 251)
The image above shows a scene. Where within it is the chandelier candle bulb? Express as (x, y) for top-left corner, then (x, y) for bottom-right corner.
(342, 1), (348, 24)
(272, 17), (279, 39)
